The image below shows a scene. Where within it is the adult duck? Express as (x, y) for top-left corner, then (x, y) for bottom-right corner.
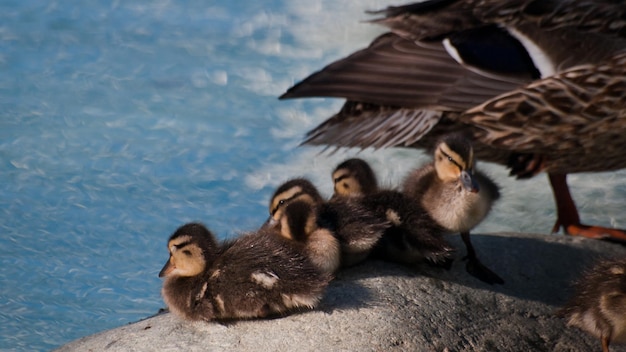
(280, 0), (626, 241)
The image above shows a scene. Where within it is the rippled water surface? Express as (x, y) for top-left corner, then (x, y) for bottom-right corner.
(1, 1), (625, 350)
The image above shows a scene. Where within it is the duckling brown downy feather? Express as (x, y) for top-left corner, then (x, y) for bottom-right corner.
(332, 158), (455, 269)
(332, 158), (379, 199)
(275, 198), (341, 275)
(159, 223), (331, 322)
(403, 135), (501, 235)
(280, 0), (626, 242)
(559, 258), (626, 352)
(403, 134), (503, 284)
(269, 178), (389, 267)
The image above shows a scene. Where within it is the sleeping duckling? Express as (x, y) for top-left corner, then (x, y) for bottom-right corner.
(332, 158), (455, 267)
(332, 158), (379, 199)
(559, 258), (626, 352)
(269, 178), (389, 267)
(159, 222), (331, 321)
(276, 198), (341, 275)
(403, 133), (503, 284)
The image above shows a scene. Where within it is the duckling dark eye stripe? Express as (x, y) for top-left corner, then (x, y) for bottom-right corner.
(441, 149), (462, 169)
(334, 175), (350, 183)
(173, 241), (191, 250)
(271, 191), (304, 215)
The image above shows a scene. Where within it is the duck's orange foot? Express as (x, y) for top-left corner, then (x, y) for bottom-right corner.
(548, 173), (626, 244)
(556, 222), (626, 243)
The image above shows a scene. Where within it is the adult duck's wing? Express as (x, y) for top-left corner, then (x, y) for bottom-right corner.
(372, 0), (626, 40)
(302, 102), (446, 149)
(372, 0), (626, 76)
(475, 0), (626, 37)
(281, 33), (529, 111)
(283, 32), (530, 149)
(302, 101), (513, 167)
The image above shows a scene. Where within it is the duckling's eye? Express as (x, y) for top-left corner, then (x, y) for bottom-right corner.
(447, 156), (453, 162)
(182, 250), (192, 257)
(278, 199), (286, 206)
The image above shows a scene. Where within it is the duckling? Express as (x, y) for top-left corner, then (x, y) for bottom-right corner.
(280, 0), (626, 242)
(559, 258), (626, 352)
(403, 134), (503, 284)
(276, 198), (341, 275)
(332, 158), (455, 268)
(269, 178), (389, 267)
(332, 158), (379, 199)
(159, 222), (331, 321)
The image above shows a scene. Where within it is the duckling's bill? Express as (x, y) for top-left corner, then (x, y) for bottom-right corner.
(461, 170), (479, 193)
(159, 259), (174, 277)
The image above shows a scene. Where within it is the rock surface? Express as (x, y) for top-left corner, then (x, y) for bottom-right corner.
(55, 232), (626, 352)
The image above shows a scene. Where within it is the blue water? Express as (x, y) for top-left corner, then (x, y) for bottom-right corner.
(1, 1), (625, 350)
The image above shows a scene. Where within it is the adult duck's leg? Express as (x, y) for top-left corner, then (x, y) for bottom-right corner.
(461, 232), (504, 285)
(601, 333), (610, 352)
(548, 173), (626, 242)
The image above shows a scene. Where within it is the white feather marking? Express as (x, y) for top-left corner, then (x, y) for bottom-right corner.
(386, 209), (402, 226)
(442, 38), (464, 65)
(251, 271), (279, 289)
(281, 293), (320, 309)
(506, 27), (555, 78)
(196, 282), (208, 301)
(307, 228), (341, 275)
(214, 294), (225, 314)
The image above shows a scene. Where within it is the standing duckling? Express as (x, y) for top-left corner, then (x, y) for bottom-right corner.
(559, 258), (626, 352)
(269, 178), (389, 267)
(403, 133), (503, 284)
(332, 158), (454, 268)
(276, 198), (341, 275)
(159, 222), (331, 321)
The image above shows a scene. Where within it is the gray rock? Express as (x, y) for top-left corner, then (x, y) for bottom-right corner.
(55, 233), (626, 352)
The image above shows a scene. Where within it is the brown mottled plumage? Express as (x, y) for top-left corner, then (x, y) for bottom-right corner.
(559, 258), (626, 352)
(276, 198), (341, 275)
(269, 178), (389, 267)
(159, 223), (331, 321)
(281, 0), (626, 241)
(332, 158), (379, 199)
(331, 158), (455, 268)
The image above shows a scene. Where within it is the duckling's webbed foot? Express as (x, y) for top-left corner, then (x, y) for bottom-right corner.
(465, 257), (504, 285)
(461, 231), (504, 285)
